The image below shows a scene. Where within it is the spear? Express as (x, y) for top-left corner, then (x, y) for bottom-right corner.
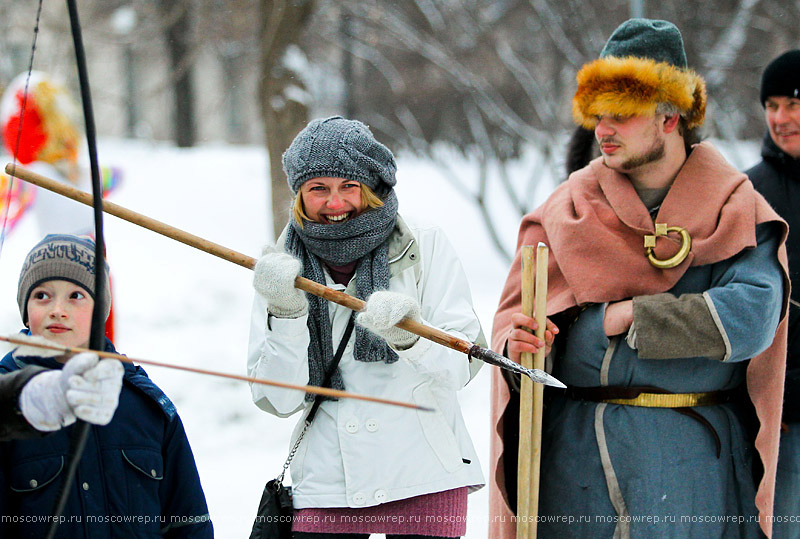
(0, 334), (430, 411)
(5, 163), (565, 388)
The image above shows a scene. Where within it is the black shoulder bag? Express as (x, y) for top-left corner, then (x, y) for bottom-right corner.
(249, 315), (356, 539)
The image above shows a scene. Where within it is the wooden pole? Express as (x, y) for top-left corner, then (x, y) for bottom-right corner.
(530, 243), (549, 536)
(0, 334), (428, 411)
(517, 245), (535, 538)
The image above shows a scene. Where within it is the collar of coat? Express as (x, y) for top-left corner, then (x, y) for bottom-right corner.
(508, 141), (788, 315)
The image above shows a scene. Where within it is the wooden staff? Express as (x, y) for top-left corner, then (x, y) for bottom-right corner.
(530, 243), (549, 535)
(517, 245), (535, 538)
(516, 243), (549, 538)
(5, 163), (565, 387)
(0, 334), (429, 411)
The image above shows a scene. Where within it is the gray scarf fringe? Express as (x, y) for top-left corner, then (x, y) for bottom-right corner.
(286, 191), (399, 399)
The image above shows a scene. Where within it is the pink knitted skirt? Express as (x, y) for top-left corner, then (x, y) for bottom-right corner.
(292, 487), (468, 536)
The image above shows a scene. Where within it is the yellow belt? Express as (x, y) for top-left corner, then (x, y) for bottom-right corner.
(601, 392), (726, 408)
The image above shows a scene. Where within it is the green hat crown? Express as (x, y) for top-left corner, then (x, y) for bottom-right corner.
(601, 18), (687, 68)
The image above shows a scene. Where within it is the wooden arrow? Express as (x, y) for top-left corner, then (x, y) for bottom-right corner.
(1, 334), (430, 411)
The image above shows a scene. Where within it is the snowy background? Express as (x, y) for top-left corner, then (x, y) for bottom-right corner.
(0, 137), (762, 537)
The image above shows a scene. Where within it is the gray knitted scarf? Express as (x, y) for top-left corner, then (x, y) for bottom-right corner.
(285, 191), (399, 398)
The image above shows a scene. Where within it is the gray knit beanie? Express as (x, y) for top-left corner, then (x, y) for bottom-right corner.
(600, 18), (687, 67)
(17, 234), (111, 325)
(282, 116), (397, 195)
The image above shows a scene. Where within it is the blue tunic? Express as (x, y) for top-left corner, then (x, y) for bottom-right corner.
(539, 223), (784, 538)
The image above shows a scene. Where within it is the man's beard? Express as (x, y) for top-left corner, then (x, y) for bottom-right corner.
(620, 136), (665, 170)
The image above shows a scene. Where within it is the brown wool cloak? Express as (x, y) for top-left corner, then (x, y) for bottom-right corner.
(489, 142), (789, 538)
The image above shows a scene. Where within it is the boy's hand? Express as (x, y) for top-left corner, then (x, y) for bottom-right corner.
(357, 291), (421, 350)
(64, 353), (124, 426)
(253, 245), (308, 318)
(19, 353), (124, 431)
(19, 366), (76, 432)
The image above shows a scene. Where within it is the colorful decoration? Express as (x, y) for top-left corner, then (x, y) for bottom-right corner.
(101, 165), (122, 197)
(0, 171), (35, 234)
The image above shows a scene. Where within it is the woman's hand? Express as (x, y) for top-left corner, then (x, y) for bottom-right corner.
(507, 312), (558, 364)
(253, 245), (308, 318)
(357, 291), (421, 350)
(603, 300), (633, 336)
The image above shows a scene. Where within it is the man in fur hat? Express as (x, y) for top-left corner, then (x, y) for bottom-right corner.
(490, 19), (789, 538)
(746, 49), (800, 539)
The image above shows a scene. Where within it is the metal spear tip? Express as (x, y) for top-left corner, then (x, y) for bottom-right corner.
(526, 368), (567, 388)
(471, 346), (566, 388)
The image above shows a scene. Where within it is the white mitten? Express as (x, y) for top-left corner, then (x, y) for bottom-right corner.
(64, 354), (124, 426)
(19, 366), (76, 432)
(253, 245), (308, 318)
(357, 291), (421, 350)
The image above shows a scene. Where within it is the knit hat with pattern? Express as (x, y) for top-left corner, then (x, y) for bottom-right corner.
(17, 234), (111, 324)
(282, 116), (397, 195)
(572, 18), (707, 130)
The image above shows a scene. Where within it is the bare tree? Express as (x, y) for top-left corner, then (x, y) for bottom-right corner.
(157, 0), (197, 147)
(297, 0), (799, 261)
(258, 0), (314, 241)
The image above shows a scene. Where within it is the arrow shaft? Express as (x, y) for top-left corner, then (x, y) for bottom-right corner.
(0, 335), (427, 411)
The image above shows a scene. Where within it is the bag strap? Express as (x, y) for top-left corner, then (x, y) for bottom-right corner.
(277, 314), (356, 483)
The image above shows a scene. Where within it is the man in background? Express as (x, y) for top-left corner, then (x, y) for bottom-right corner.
(747, 49), (800, 539)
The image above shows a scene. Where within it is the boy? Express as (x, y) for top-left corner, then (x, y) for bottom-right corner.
(0, 234), (213, 538)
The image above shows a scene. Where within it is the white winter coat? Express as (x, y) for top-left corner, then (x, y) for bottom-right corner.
(247, 217), (486, 509)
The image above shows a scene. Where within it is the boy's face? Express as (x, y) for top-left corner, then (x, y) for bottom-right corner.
(27, 279), (94, 350)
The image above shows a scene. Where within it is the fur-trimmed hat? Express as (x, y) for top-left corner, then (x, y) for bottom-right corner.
(17, 234), (111, 325)
(282, 116), (397, 195)
(760, 50), (800, 106)
(572, 18), (707, 130)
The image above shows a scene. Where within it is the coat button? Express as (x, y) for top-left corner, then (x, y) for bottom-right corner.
(374, 489), (387, 502)
(345, 419), (359, 433)
(352, 492), (366, 505)
(365, 419), (378, 432)
(151, 469), (158, 478)
(29, 479), (37, 488)
(82, 482), (90, 491)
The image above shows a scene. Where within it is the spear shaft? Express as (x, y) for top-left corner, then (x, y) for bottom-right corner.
(5, 163), (565, 387)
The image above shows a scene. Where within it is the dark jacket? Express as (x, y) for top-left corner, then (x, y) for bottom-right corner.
(0, 366), (48, 441)
(0, 338), (214, 538)
(747, 133), (800, 423)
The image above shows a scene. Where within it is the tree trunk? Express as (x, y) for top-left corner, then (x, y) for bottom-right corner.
(258, 0), (314, 242)
(163, 2), (196, 148)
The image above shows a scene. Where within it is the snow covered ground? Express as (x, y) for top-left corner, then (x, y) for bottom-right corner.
(0, 136), (761, 537)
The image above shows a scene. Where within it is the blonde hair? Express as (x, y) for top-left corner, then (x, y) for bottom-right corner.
(292, 183), (384, 227)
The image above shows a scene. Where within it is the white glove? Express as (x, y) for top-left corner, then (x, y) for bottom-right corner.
(65, 354), (124, 426)
(253, 245), (308, 318)
(357, 291), (421, 350)
(19, 353), (123, 431)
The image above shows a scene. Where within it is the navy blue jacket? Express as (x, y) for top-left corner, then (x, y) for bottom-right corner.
(747, 134), (800, 423)
(0, 338), (214, 538)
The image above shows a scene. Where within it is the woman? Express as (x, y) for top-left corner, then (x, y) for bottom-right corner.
(247, 116), (484, 538)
